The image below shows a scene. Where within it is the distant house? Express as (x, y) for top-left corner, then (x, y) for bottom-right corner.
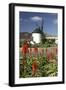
(45, 33), (58, 44)
(20, 32), (32, 41)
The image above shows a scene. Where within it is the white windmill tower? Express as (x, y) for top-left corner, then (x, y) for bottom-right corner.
(32, 19), (44, 44)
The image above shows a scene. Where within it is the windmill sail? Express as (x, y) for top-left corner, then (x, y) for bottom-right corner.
(41, 18), (43, 31)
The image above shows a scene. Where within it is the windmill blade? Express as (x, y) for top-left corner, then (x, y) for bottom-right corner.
(41, 18), (43, 31)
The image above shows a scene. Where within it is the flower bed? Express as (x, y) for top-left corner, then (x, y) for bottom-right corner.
(19, 46), (58, 78)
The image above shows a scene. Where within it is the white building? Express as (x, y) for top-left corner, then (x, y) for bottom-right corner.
(46, 36), (58, 44)
(32, 27), (44, 44)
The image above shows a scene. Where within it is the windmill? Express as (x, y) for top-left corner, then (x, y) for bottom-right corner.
(31, 18), (44, 44)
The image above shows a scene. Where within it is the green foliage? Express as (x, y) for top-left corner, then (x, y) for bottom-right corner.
(38, 39), (56, 48)
(19, 51), (58, 78)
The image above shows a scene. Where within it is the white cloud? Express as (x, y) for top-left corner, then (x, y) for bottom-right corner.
(30, 16), (42, 21)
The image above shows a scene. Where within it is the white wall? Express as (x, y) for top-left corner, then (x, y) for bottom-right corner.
(32, 33), (41, 43)
(0, 0), (66, 90)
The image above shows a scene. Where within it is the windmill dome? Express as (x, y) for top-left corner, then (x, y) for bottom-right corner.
(32, 27), (43, 35)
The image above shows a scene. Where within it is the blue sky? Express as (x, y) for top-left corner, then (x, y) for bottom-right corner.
(19, 12), (58, 36)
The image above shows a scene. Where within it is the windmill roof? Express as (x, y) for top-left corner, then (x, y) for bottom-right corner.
(32, 27), (44, 35)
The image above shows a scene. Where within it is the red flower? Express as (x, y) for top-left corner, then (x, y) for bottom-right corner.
(32, 59), (37, 75)
(22, 41), (29, 56)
